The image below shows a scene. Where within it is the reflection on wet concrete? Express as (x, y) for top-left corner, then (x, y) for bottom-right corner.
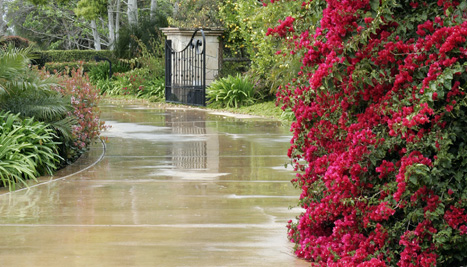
(0, 100), (308, 266)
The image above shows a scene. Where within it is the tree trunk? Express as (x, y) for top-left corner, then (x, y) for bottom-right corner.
(115, 0), (121, 41)
(91, 19), (101, 50)
(0, 0), (6, 36)
(107, 0), (115, 50)
(150, 0), (157, 22)
(173, 1), (179, 17)
(127, 0), (138, 28)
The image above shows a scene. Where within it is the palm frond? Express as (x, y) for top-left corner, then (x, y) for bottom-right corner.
(0, 89), (72, 122)
(48, 116), (77, 142)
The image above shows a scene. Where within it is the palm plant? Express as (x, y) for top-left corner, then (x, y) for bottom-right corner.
(0, 44), (30, 95)
(0, 46), (75, 142)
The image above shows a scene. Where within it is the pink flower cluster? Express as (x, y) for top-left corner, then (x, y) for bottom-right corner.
(267, 0), (467, 265)
(45, 67), (107, 151)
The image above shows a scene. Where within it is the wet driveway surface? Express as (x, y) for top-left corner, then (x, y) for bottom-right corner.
(0, 100), (308, 267)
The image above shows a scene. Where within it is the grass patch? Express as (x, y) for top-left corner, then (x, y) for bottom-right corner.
(208, 101), (284, 119)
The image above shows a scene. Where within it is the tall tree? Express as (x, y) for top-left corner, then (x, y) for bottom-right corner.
(168, 0), (221, 28)
(75, 0), (107, 50)
(150, 0), (157, 22)
(107, 0), (115, 49)
(89, 19), (101, 50)
(0, 0), (6, 35)
(127, 0), (137, 28)
(7, 0), (110, 50)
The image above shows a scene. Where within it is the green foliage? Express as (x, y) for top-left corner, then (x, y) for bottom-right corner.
(0, 89), (71, 124)
(0, 112), (60, 190)
(207, 74), (256, 108)
(115, 17), (167, 60)
(74, 0), (107, 20)
(131, 36), (165, 78)
(0, 45), (31, 94)
(44, 61), (101, 75)
(96, 67), (165, 101)
(7, 1), (99, 50)
(34, 50), (115, 66)
(218, 0), (305, 96)
(219, 60), (250, 78)
(136, 77), (165, 101)
(169, 0), (221, 28)
(87, 61), (131, 83)
(0, 46), (74, 145)
(209, 100), (288, 120)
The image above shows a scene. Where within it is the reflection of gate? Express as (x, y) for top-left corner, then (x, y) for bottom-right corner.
(165, 29), (206, 106)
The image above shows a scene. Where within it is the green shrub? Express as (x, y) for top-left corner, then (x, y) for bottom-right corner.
(94, 79), (114, 95)
(33, 50), (115, 66)
(136, 77), (164, 101)
(207, 74), (256, 108)
(98, 67), (165, 101)
(114, 17), (167, 60)
(110, 68), (149, 96)
(0, 112), (60, 190)
(88, 61), (131, 83)
(0, 46), (75, 157)
(44, 61), (102, 75)
(219, 60), (250, 79)
(219, 0), (304, 96)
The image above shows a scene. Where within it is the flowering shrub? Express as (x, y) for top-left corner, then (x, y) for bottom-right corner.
(39, 67), (107, 161)
(268, 0), (467, 265)
(111, 68), (148, 96)
(57, 68), (106, 155)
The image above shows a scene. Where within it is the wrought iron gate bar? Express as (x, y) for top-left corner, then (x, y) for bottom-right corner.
(165, 29), (206, 106)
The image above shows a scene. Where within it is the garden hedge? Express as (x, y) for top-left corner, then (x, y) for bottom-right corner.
(33, 50), (115, 66)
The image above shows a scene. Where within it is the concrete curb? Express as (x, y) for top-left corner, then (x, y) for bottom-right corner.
(0, 139), (107, 195)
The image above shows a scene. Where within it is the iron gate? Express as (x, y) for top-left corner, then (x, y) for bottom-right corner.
(165, 29), (206, 106)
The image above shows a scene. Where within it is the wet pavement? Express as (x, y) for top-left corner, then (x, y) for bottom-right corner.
(0, 100), (308, 267)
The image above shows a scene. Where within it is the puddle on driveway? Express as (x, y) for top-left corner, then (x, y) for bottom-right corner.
(0, 101), (308, 267)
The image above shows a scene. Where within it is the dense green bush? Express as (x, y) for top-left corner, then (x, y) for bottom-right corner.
(33, 50), (115, 66)
(0, 46), (74, 155)
(115, 17), (167, 60)
(0, 112), (60, 190)
(219, 0), (303, 96)
(207, 74), (256, 108)
(136, 77), (165, 100)
(95, 67), (165, 101)
(87, 61), (131, 83)
(44, 61), (106, 75)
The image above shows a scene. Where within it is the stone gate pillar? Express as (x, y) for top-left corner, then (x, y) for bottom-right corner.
(161, 28), (224, 86)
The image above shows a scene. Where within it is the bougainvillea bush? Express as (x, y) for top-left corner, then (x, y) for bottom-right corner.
(267, 0), (467, 265)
